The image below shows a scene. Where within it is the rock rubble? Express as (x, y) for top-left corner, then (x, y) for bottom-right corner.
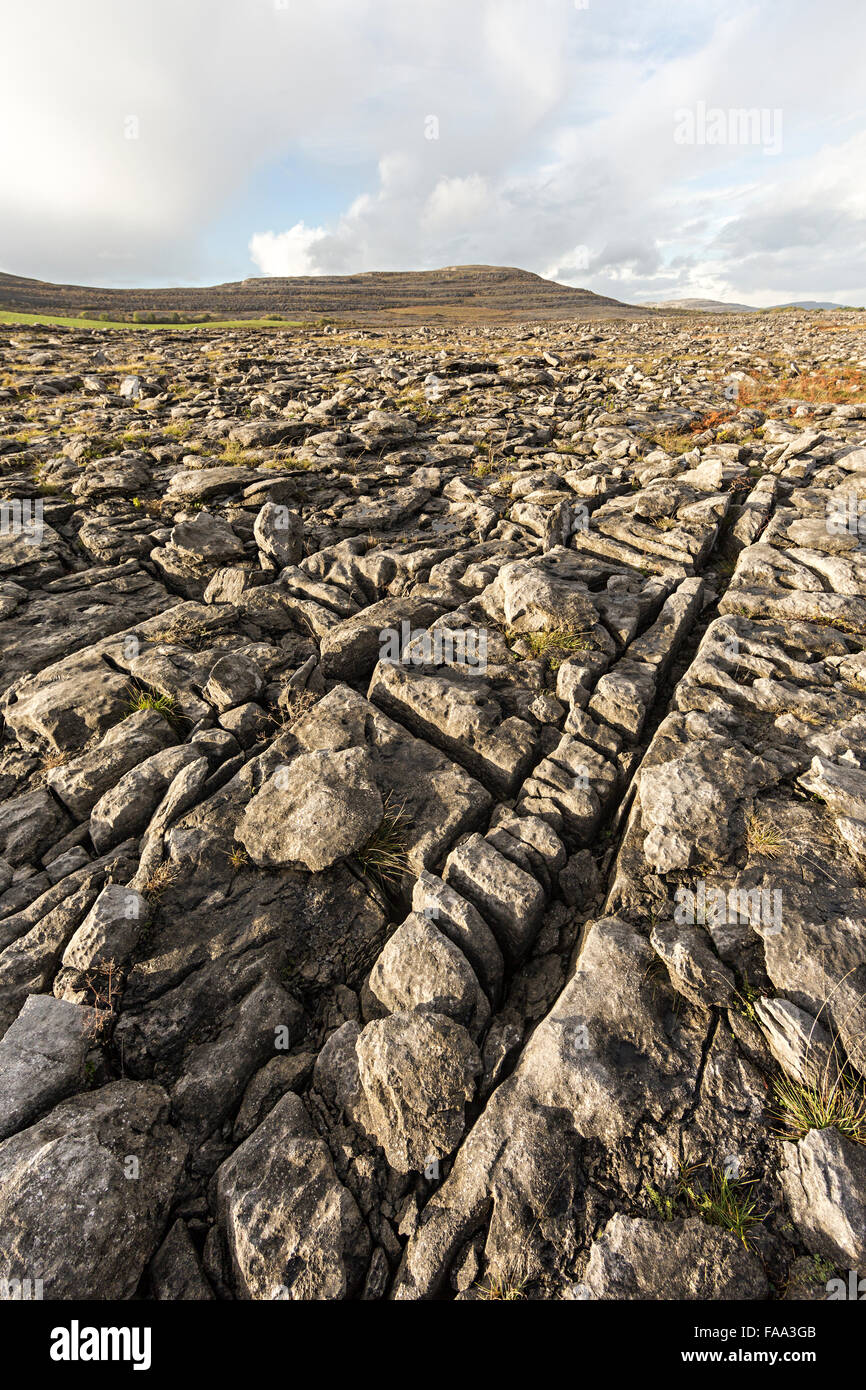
(1, 310), (866, 1299)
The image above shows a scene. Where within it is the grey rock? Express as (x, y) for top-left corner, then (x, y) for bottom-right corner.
(234, 1052), (317, 1142)
(356, 1009), (481, 1172)
(203, 653), (265, 710)
(443, 833), (545, 963)
(46, 710), (178, 819)
(149, 1218), (213, 1300)
(119, 374), (143, 399)
(0, 1080), (187, 1298)
(170, 979), (298, 1141)
(90, 745), (203, 851)
(650, 920), (736, 1008)
(216, 1091), (370, 1299)
(170, 511), (245, 565)
(753, 998), (838, 1087)
(0, 789), (71, 868)
(61, 882), (147, 973)
(237, 746), (383, 871)
(320, 596), (443, 680)
(4, 648), (131, 753)
(584, 1214), (768, 1300)
(0, 994), (95, 1139)
(781, 1127), (866, 1269)
(369, 913), (488, 1033)
(411, 870), (504, 1004)
(253, 501), (303, 568)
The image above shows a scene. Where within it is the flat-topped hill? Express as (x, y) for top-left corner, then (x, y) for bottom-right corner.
(0, 264), (650, 325)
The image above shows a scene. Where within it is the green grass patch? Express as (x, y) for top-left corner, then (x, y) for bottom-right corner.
(125, 684), (181, 724)
(773, 1070), (866, 1145)
(645, 1163), (765, 1249)
(0, 310), (306, 332)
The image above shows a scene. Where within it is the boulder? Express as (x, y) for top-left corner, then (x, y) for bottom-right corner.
(584, 1214), (767, 1300)
(356, 1010), (481, 1172)
(216, 1091), (370, 1299)
(237, 746), (384, 872)
(781, 1127), (866, 1269)
(0, 1081), (187, 1299)
(368, 913), (488, 1032)
(0, 994), (95, 1140)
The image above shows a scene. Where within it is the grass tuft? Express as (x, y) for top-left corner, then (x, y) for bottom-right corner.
(142, 860), (178, 902)
(679, 1165), (765, 1248)
(772, 1070), (866, 1145)
(644, 1163), (765, 1249)
(475, 1273), (527, 1301)
(505, 626), (595, 670)
(354, 793), (412, 889)
(745, 811), (785, 859)
(125, 684), (181, 723)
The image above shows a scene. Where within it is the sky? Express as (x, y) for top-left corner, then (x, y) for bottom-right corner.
(1, 0), (865, 306)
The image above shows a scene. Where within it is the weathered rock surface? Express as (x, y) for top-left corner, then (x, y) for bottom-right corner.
(237, 746), (384, 871)
(0, 1081), (186, 1298)
(583, 1215), (768, 1300)
(781, 1128), (866, 1269)
(2, 307), (866, 1302)
(356, 1010), (481, 1171)
(216, 1091), (370, 1299)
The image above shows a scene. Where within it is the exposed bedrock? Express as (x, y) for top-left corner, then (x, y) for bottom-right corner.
(1, 310), (865, 1299)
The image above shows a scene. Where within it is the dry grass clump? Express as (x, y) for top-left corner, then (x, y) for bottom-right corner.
(739, 367), (866, 407)
(354, 793), (412, 889)
(142, 860), (178, 901)
(505, 626), (594, 670)
(745, 811), (785, 859)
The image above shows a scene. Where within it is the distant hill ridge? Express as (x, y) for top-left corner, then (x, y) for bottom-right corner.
(644, 296), (855, 313)
(0, 265), (653, 325)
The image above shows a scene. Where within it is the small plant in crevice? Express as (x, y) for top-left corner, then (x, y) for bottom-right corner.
(275, 686), (320, 728)
(142, 859), (178, 902)
(475, 1272), (528, 1300)
(772, 1069), (866, 1146)
(353, 793), (412, 890)
(39, 749), (71, 773)
(644, 1180), (677, 1221)
(83, 958), (120, 1040)
(643, 1162), (766, 1249)
(731, 971), (764, 1024)
(745, 811), (784, 859)
(504, 625), (595, 671)
(125, 681), (181, 725)
(678, 1163), (765, 1249)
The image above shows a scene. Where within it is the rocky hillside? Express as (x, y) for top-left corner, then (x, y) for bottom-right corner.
(645, 298), (760, 313)
(0, 265), (646, 325)
(1, 309), (866, 1301)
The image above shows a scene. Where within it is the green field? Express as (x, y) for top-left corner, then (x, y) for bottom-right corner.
(0, 310), (307, 331)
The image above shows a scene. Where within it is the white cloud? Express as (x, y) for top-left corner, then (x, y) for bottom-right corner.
(1, 0), (865, 302)
(249, 223), (327, 277)
(423, 176), (493, 235)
